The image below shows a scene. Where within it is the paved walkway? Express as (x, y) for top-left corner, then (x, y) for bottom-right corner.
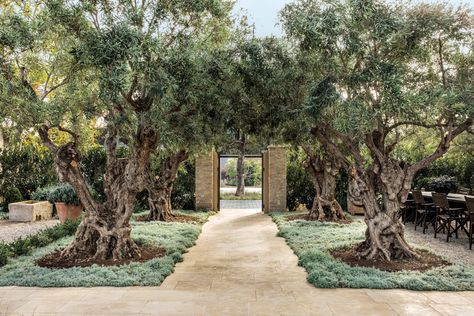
(220, 200), (262, 209)
(1, 207), (474, 315)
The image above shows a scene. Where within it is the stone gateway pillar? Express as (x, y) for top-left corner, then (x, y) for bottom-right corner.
(195, 148), (219, 211)
(195, 146), (287, 213)
(262, 146), (287, 213)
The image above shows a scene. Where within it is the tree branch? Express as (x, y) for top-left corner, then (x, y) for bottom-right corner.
(408, 117), (473, 175)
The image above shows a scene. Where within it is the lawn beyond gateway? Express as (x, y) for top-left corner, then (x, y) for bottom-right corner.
(0, 211), (213, 287)
(271, 212), (474, 291)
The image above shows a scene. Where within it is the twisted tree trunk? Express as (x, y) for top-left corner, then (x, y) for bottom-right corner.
(304, 147), (346, 222)
(351, 167), (418, 261)
(39, 123), (157, 261)
(312, 126), (416, 261)
(148, 150), (189, 221)
(235, 132), (246, 196)
(357, 118), (472, 261)
(347, 172), (365, 215)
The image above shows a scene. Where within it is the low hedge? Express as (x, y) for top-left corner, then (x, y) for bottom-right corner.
(0, 219), (80, 267)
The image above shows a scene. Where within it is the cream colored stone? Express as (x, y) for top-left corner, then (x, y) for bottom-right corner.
(389, 303), (442, 316)
(430, 303), (474, 316)
(8, 201), (52, 222)
(328, 302), (399, 316)
(423, 291), (472, 304)
(262, 146), (288, 212)
(2, 206), (474, 315)
(195, 148), (218, 211)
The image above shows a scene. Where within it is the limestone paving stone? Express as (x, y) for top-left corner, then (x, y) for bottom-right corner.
(1, 202), (474, 315)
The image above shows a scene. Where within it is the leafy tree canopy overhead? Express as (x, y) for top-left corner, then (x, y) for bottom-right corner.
(281, 0), (473, 138)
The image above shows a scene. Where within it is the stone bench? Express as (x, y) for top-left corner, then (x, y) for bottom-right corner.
(8, 201), (53, 222)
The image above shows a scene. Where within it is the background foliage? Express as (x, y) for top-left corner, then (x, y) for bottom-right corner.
(223, 158), (262, 187)
(0, 144), (56, 209)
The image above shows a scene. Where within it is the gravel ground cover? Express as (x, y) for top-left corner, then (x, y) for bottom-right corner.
(0, 220), (59, 244)
(404, 221), (474, 266)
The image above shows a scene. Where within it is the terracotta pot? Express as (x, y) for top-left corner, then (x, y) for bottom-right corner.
(55, 202), (83, 224)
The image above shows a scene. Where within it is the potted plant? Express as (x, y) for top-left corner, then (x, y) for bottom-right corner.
(428, 176), (459, 194)
(33, 184), (82, 223)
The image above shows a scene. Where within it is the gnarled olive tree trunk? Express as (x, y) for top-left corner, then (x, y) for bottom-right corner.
(358, 120), (472, 260)
(235, 131), (246, 197)
(303, 147), (346, 222)
(148, 150), (189, 221)
(39, 124), (157, 261)
(313, 126), (416, 261)
(349, 167), (418, 261)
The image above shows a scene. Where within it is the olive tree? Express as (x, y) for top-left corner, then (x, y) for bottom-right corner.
(282, 0), (473, 260)
(0, 0), (232, 262)
(146, 48), (232, 221)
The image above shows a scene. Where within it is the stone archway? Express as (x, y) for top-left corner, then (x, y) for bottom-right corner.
(194, 146), (288, 213)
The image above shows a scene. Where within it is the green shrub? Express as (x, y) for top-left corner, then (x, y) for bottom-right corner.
(287, 148), (315, 211)
(428, 176), (459, 194)
(10, 238), (32, 257)
(224, 158), (262, 187)
(335, 169), (348, 212)
(0, 145), (56, 209)
(220, 192), (262, 200)
(0, 245), (10, 267)
(414, 177), (432, 190)
(48, 184), (81, 205)
(29, 233), (53, 248)
(171, 159), (195, 210)
(32, 184), (80, 206)
(30, 186), (51, 201)
(2, 187), (22, 209)
(80, 146), (107, 201)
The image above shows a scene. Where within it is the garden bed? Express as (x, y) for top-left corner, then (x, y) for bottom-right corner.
(0, 210), (213, 287)
(286, 213), (351, 224)
(271, 212), (474, 291)
(134, 211), (203, 223)
(331, 246), (450, 272)
(37, 245), (167, 268)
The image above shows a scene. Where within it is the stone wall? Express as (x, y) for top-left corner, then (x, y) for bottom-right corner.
(195, 149), (218, 211)
(196, 146), (287, 213)
(263, 146), (287, 213)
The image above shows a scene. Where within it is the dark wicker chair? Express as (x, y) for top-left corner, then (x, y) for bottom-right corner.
(466, 196), (474, 250)
(432, 193), (465, 242)
(400, 199), (416, 224)
(413, 190), (435, 233)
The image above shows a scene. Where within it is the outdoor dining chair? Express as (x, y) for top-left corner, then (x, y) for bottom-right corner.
(432, 193), (466, 242)
(413, 190), (435, 233)
(466, 196), (474, 250)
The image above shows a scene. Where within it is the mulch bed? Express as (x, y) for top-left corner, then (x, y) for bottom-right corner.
(330, 245), (451, 272)
(286, 214), (351, 225)
(135, 214), (201, 223)
(36, 245), (166, 269)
